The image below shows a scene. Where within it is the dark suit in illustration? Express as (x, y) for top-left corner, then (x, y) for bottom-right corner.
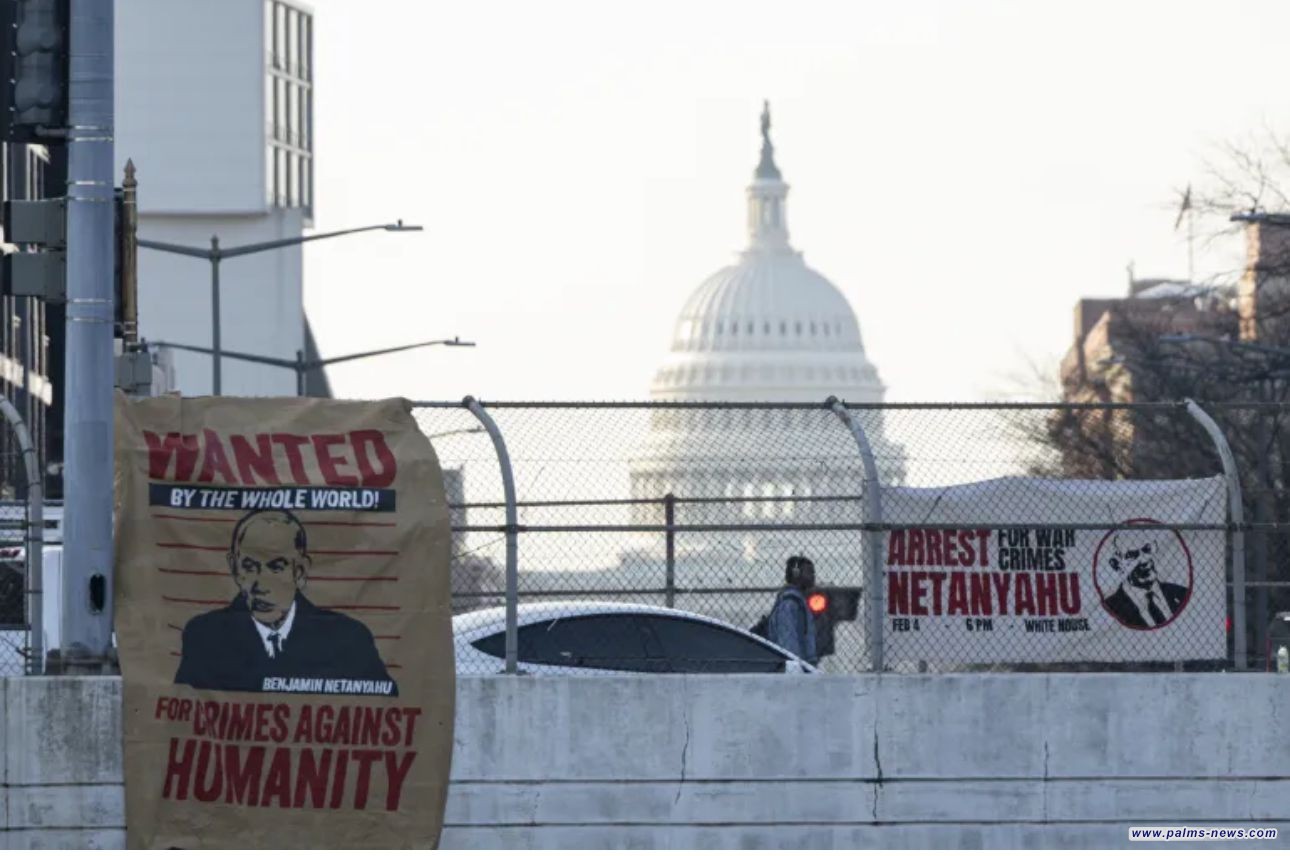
(174, 592), (396, 695)
(1101, 581), (1190, 630)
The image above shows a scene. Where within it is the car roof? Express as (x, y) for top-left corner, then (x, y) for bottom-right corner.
(452, 600), (807, 662)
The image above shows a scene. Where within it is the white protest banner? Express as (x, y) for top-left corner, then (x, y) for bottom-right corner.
(881, 476), (1226, 663)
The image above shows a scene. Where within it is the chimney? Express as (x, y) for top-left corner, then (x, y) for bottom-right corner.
(1237, 214), (1290, 341)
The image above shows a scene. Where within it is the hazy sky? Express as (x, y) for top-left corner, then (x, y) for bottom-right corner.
(303, 0), (1290, 403)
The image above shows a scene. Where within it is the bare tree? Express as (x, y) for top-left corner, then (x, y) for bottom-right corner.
(1027, 129), (1290, 666)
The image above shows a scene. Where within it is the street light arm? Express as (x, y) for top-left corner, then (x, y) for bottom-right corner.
(136, 238), (215, 260)
(138, 222), (423, 261)
(305, 337), (476, 370)
(147, 340), (300, 369)
(138, 221), (422, 396)
(218, 223), (423, 259)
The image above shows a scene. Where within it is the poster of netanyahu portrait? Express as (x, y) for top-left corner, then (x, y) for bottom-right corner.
(114, 393), (454, 848)
(879, 476), (1226, 665)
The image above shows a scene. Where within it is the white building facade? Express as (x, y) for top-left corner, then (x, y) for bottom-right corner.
(116, 0), (317, 396)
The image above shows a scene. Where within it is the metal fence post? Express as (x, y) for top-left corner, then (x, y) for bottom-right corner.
(664, 493), (676, 608)
(463, 397), (520, 674)
(1184, 399), (1247, 670)
(0, 396), (43, 675)
(826, 396), (885, 672)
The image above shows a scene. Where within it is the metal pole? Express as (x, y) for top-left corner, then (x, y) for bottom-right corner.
(210, 237), (221, 395)
(0, 396), (43, 674)
(826, 396), (885, 672)
(463, 396), (519, 674)
(664, 493), (675, 608)
(62, 0), (115, 661)
(1253, 403), (1272, 667)
(296, 350), (305, 397)
(1185, 399), (1247, 670)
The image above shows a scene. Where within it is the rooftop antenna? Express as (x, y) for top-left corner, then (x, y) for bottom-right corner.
(1174, 183), (1195, 283)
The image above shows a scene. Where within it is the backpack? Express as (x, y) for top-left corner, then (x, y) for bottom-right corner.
(750, 587), (791, 640)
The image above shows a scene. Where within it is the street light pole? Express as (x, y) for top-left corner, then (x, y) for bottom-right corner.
(145, 337), (475, 396)
(138, 221), (423, 394)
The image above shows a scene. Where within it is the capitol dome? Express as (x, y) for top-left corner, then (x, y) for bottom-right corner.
(650, 106), (884, 403)
(629, 103), (903, 512)
(620, 106), (902, 664)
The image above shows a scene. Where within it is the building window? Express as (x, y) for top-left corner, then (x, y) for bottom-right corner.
(286, 8), (298, 76)
(285, 83), (296, 146)
(274, 4), (286, 69)
(300, 87), (310, 149)
(265, 0), (314, 217)
(275, 149), (287, 206)
(264, 1), (274, 61)
(264, 72), (273, 137)
(265, 145), (274, 206)
(299, 14), (311, 78)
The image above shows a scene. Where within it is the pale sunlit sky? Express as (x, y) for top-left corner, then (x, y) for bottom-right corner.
(302, 0), (1290, 403)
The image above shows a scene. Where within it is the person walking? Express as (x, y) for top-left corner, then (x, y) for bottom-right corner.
(766, 555), (818, 666)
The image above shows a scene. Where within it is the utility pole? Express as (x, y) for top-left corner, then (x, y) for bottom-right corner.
(61, 0), (115, 663)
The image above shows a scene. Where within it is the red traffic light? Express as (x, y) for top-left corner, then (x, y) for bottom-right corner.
(807, 592), (829, 614)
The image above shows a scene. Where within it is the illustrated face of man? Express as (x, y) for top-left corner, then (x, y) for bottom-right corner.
(1111, 538), (1158, 590)
(229, 517), (308, 627)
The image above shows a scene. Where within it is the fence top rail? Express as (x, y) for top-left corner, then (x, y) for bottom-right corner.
(452, 493), (872, 510)
(407, 399), (1244, 411)
(456, 521), (1238, 533)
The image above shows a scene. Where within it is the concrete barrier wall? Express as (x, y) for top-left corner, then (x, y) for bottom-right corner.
(2, 674), (1288, 848)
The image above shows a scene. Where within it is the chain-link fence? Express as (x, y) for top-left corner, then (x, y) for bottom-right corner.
(0, 396), (42, 677)
(418, 399), (1287, 675)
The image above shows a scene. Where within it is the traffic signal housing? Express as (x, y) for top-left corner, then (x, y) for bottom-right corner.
(2, 196), (65, 299)
(0, 0), (70, 142)
(807, 585), (862, 660)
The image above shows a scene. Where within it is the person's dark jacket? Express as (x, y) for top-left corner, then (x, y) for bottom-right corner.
(174, 593), (397, 695)
(1102, 581), (1189, 630)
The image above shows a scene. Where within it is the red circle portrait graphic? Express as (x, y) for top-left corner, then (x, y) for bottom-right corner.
(1092, 518), (1194, 631)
